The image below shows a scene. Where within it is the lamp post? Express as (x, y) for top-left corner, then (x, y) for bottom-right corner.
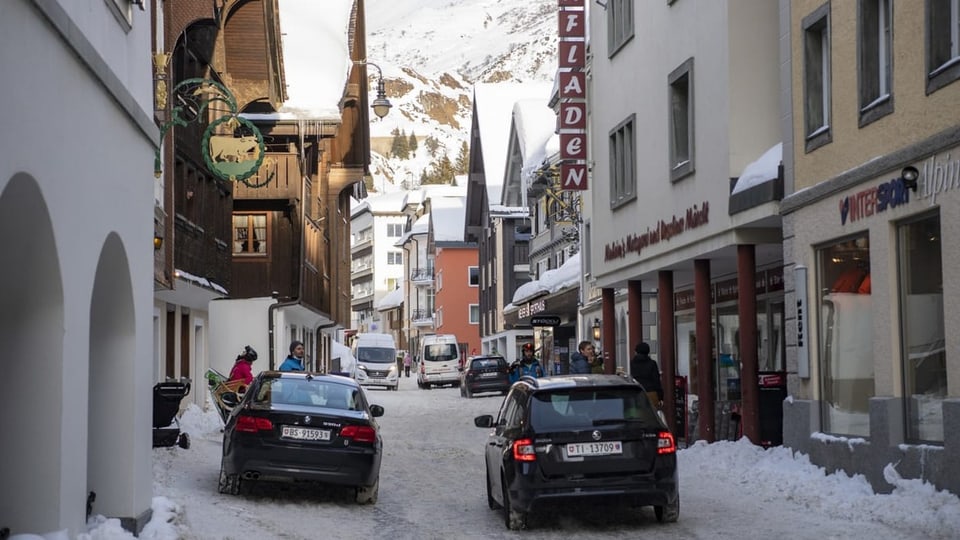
(359, 60), (392, 119)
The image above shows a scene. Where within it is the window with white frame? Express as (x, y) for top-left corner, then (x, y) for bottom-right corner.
(106, 0), (136, 28)
(387, 251), (403, 265)
(469, 266), (479, 286)
(607, 0), (635, 57)
(386, 277), (399, 291)
(927, 0), (960, 93)
(858, 0), (893, 125)
(668, 59), (695, 182)
(469, 304), (480, 324)
(803, 4), (832, 151)
(387, 223), (403, 237)
(437, 269), (443, 291)
(609, 114), (636, 207)
(436, 307), (443, 328)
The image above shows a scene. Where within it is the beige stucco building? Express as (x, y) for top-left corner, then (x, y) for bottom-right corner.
(781, 0), (960, 494)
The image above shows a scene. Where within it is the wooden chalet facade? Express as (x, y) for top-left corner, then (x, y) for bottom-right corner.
(156, 0), (372, 379)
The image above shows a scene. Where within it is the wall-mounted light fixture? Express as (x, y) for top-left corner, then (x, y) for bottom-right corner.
(900, 165), (919, 192)
(592, 318), (601, 341)
(154, 234), (164, 251)
(357, 60), (392, 119)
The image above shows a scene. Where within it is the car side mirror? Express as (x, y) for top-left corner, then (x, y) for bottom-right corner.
(474, 414), (494, 428)
(370, 404), (385, 417)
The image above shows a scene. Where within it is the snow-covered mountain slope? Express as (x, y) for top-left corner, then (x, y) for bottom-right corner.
(364, 0), (558, 190)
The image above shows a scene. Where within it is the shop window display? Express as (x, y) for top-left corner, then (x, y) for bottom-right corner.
(817, 235), (873, 437)
(898, 212), (945, 443)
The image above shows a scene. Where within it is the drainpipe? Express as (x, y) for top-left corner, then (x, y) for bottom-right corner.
(267, 125), (310, 370)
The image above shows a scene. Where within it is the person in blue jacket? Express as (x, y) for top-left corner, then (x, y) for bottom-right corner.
(279, 340), (305, 371)
(509, 343), (545, 383)
(568, 340), (597, 374)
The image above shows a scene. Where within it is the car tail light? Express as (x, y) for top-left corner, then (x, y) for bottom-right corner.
(512, 438), (536, 462)
(657, 431), (676, 454)
(236, 415), (273, 433)
(340, 425), (377, 443)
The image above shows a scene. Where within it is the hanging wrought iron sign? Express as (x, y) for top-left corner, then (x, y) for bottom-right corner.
(155, 78), (269, 187)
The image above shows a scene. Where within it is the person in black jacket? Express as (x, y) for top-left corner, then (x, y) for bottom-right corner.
(630, 342), (663, 409)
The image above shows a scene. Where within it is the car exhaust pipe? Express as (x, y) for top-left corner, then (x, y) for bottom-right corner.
(243, 471), (261, 480)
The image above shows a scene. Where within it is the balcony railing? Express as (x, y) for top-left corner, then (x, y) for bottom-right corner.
(410, 308), (434, 326)
(411, 266), (434, 284)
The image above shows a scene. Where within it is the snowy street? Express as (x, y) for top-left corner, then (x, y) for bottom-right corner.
(142, 374), (958, 540)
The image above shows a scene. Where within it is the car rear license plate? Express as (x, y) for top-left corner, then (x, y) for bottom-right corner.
(480, 372), (498, 378)
(281, 426), (331, 441)
(566, 440), (623, 457)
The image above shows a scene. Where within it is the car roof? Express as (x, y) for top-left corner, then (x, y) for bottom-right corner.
(519, 374), (642, 391)
(258, 371), (360, 387)
(468, 355), (506, 361)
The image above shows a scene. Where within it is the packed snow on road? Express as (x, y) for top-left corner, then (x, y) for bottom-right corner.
(126, 375), (958, 540)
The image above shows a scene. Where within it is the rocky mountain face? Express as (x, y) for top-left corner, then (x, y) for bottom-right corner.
(364, 0), (558, 190)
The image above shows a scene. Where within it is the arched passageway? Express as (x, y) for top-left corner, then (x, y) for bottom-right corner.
(87, 233), (137, 518)
(0, 174), (65, 533)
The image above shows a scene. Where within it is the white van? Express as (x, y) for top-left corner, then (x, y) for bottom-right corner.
(417, 334), (461, 389)
(352, 333), (399, 391)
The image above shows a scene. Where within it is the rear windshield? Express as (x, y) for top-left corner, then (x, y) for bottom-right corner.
(530, 388), (662, 431)
(471, 358), (505, 370)
(424, 343), (459, 362)
(254, 378), (361, 410)
(357, 346), (396, 363)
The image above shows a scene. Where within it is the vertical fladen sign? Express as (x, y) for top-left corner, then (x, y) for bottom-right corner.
(558, 0), (588, 190)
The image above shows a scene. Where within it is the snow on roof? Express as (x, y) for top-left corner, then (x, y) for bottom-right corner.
(244, 1), (354, 122)
(511, 252), (580, 305)
(175, 268), (227, 295)
(473, 82), (554, 205)
(429, 197), (467, 242)
(395, 213), (430, 246)
(489, 204), (529, 218)
(513, 99), (557, 187)
(732, 142), (782, 194)
(377, 284), (404, 311)
(365, 190), (409, 213)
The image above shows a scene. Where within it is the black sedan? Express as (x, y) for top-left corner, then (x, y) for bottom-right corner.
(474, 374), (679, 529)
(459, 355), (511, 398)
(219, 371), (384, 504)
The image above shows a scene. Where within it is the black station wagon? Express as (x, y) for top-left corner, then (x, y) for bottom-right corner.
(474, 374), (679, 529)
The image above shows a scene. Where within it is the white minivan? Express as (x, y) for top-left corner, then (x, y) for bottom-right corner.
(417, 334), (461, 389)
(352, 333), (399, 391)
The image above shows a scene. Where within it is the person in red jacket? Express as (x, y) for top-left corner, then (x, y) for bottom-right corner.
(228, 345), (258, 388)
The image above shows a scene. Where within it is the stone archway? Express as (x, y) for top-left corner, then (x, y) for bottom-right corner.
(0, 174), (65, 533)
(87, 232), (136, 519)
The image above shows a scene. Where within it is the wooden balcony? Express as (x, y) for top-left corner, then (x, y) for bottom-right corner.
(233, 152), (302, 201)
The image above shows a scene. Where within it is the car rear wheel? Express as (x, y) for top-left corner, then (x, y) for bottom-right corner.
(655, 496), (679, 523)
(218, 467), (241, 495)
(355, 476), (379, 505)
(502, 476), (526, 530)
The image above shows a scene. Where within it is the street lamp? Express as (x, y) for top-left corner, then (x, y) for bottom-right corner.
(360, 60), (392, 119)
(592, 318), (601, 341)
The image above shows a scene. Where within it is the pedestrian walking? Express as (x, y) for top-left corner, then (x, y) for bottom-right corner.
(403, 351), (412, 377)
(630, 342), (664, 409)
